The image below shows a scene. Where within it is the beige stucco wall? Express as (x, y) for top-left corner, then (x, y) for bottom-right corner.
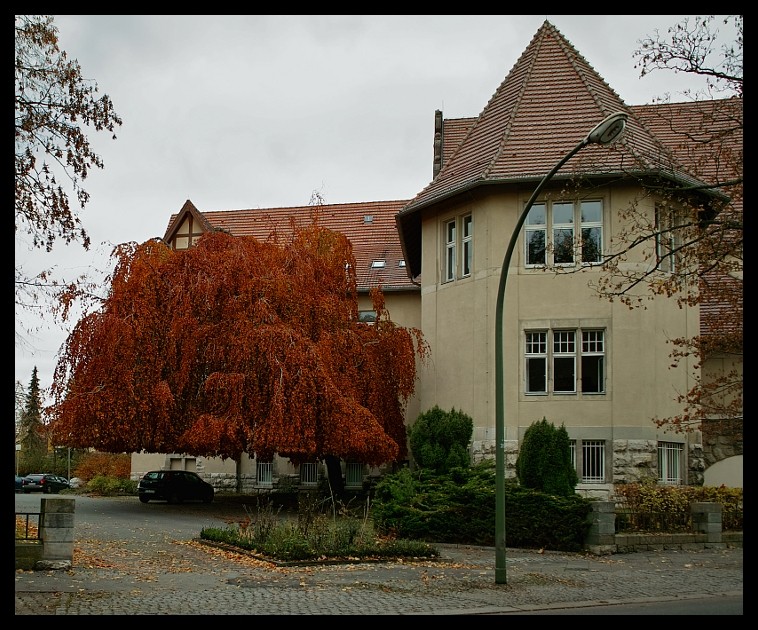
(415, 183), (699, 456)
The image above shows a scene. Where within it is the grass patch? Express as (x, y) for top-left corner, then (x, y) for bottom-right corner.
(200, 494), (439, 562)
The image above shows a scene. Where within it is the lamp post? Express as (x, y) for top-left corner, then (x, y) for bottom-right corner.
(494, 112), (628, 584)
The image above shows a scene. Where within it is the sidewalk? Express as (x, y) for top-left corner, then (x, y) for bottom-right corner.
(15, 537), (743, 615)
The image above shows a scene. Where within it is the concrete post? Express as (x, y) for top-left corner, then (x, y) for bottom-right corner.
(39, 496), (75, 563)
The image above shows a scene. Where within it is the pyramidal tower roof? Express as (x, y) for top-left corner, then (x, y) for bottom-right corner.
(400, 20), (695, 216)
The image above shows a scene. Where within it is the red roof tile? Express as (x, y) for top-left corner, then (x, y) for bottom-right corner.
(165, 200), (417, 293)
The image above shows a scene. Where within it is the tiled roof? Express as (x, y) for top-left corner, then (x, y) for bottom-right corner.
(165, 200), (417, 293)
(397, 20), (708, 280)
(633, 98), (743, 339)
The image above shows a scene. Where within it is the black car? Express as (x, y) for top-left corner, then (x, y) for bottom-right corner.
(22, 473), (70, 494)
(137, 470), (214, 504)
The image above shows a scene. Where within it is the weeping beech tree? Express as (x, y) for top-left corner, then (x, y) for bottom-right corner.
(49, 225), (429, 494)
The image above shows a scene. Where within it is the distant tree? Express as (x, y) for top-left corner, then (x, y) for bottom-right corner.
(516, 418), (578, 496)
(580, 16), (742, 433)
(408, 406), (473, 473)
(18, 367), (47, 460)
(15, 15), (122, 336)
(48, 226), (429, 497)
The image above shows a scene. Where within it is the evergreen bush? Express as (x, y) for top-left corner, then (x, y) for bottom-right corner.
(409, 406), (473, 473)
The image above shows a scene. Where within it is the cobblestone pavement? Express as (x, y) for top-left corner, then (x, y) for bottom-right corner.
(15, 535), (743, 615)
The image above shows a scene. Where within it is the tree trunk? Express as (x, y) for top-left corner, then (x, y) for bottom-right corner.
(324, 455), (345, 500)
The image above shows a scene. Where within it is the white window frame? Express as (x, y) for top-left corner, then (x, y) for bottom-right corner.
(552, 330), (576, 393)
(658, 441), (683, 485)
(581, 440), (606, 483)
(525, 199), (604, 267)
(524, 327), (606, 396)
(580, 200), (603, 264)
(299, 462), (318, 486)
(462, 214), (473, 277)
(655, 204), (679, 273)
(580, 330), (605, 394)
(345, 462), (363, 488)
(525, 331), (548, 394)
(256, 461), (273, 487)
(442, 213), (473, 282)
(444, 219), (456, 282)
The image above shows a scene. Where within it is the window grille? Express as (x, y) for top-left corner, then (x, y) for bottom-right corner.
(581, 440), (605, 483)
(299, 462), (318, 486)
(658, 442), (683, 485)
(256, 461), (273, 486)
(345, 463), (363, 488)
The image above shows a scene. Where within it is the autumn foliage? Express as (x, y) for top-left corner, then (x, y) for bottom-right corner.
(49, 225), (429, 467)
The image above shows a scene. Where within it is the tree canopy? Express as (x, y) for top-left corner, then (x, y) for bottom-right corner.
(15, 15), (122, 335)
(49, 225), (429, 467)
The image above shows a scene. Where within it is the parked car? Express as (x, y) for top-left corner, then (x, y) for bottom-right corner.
(22, 473), (70, 494)
(137, 470), (214, 504)
(15, 475), (28, 492)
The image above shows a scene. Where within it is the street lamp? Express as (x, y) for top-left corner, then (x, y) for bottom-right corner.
(494, 112), (628, 584)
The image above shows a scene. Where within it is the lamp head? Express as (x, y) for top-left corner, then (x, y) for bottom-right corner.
(586, 112), (628, 145)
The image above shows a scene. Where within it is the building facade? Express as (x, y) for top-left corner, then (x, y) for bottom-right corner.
(132, 21), (742, 495)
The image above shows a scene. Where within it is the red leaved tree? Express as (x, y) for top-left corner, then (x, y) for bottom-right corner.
(49, 225), (429, 494)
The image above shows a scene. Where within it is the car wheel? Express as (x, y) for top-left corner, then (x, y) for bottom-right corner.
(139, 496), (149, 504)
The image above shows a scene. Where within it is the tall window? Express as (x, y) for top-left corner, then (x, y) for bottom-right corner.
(525, 328), (605, 394)
(655, 205), (679, 273)
(525, 332), (548, 393)
(256, 461), (273, 487)
(525, 200), (603, 266)
(442, 214), (473, 282)
(553, 330), (576, 393)
(581, 330), (605, 393)
(444, 219), (456, 282)
(299, 462), (318, 486)
(462, 214), (473, 277)
(658, 442), (683, 485)
(582, 440), (606, 483)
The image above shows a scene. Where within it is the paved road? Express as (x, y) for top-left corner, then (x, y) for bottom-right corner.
(15, 494), (743, 615)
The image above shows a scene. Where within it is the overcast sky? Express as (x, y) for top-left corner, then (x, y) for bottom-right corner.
(15, 14), (740, 401)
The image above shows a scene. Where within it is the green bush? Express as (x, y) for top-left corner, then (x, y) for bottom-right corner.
(371, 461), (592, 551)
(409, 406), (474, 473)
(87, 474), (138, 496)
(516, 417), (578, 496)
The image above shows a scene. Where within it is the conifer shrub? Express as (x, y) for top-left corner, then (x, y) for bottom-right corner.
(515, 417), (578, 496)
(409, 406), (474, 473)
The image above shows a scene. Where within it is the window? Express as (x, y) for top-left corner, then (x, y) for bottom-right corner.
(656, 205), (680, 273)
(525, 200), (603, 266)
(256, 461), (273, 487)
(370, 259), (386, 268)
(525, 332), (547, 394)
(462, 214), (473, 277)
(444, 219), (456, 282)
(299, 462), (318, 486)
(570, 439), (606, 483)
(569, 439), (606, 483)
(658, 442), (683, 485)
(553, 330), (576, 393)
(442, 214), (472, 282)
(171, 215), (204, 250)
(358, 310), (377, 324)
(525, 328), (605, 395)
(581, 330), (605, 393)
(345, 462), (363, 488)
